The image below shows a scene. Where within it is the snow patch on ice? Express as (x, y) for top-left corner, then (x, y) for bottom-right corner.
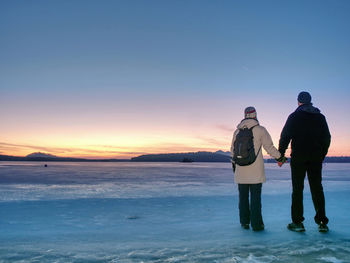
(320, 256), (344, 263)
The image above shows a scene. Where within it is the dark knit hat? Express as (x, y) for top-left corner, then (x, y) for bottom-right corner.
(298, 91), (312, 104)
(244, 106), (257, 119)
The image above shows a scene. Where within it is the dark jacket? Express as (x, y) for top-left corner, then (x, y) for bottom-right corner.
(279, 103), (331, 162)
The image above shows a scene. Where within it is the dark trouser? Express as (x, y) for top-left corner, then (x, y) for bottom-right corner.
(290, 159), (328, 225)
(238, 183), (263, 228)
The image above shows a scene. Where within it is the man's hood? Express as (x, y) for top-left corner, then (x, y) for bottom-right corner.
(237, 118), (259, 129)
(296, 103), (321, 114)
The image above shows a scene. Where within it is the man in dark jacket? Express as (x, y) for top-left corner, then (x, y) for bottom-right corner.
(279, 91), (331, 233)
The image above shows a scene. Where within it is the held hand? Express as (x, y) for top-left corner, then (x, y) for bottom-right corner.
(276, 156), (288, 167)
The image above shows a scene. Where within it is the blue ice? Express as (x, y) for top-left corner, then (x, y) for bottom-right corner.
(0, 162), (349, 262)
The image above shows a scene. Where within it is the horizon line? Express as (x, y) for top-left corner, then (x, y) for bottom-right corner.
(1, 151), (350, 160)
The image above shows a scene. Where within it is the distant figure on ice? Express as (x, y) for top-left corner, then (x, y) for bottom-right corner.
(278, 91), (331, 233)
(230, 107), (286, 231)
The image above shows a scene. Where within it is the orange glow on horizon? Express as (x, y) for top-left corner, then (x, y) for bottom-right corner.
(1, 136), (348, 159)
(1, 120), (348, 159)
(0, 133), (231, 159)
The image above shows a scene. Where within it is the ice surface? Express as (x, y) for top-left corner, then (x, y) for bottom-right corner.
(0, 162), (349, 262)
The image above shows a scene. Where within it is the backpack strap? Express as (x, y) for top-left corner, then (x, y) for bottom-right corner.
(249, 124), (259, 130)
(256, 145), (262, 157)
(250, 124), (262, 157)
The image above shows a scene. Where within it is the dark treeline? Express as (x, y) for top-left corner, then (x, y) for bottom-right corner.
(1, 153), (350, 163)
(131, 152), (231, 162)
(0, 155), (128, 162)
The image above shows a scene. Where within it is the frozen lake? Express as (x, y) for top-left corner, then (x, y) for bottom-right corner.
(0, 162), (349, 262)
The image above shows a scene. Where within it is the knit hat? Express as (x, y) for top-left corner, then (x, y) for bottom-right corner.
(298, 91), (312, 104)
(244, 106), (257, 119)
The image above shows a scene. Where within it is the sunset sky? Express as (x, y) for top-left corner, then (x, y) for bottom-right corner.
(1, 0), (350, 159)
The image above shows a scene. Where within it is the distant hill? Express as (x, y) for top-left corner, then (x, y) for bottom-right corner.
(215, 150), (231, 156)
(320, 157), (350, 163)
(0, 155), (25, 161)
(0, 153), (128, 162)
(26, 152), (58, 159)
(131, 151), (230, 162)
(132, 152), (350, 163)
(1, 152), (350, 163)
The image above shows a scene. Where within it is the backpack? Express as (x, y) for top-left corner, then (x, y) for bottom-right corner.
(233, 125), (261, 166)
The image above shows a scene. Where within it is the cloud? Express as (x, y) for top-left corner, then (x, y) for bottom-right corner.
(215, 124), (234, 133)
(0, 142), (140, 156)
(0, 142), (59, 154)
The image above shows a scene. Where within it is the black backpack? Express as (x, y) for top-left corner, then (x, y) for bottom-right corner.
(233, 125), (261, 166)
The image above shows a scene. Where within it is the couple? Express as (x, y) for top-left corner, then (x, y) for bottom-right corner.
(230, 91), (331, 233)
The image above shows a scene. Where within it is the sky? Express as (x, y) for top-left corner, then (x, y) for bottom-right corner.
(1, 0), (350, 159)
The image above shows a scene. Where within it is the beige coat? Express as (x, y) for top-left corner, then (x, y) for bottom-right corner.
(230, 118), (281, 184)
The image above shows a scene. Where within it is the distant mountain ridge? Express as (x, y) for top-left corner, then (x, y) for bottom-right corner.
(215, 150), (231, 156)
(1, 151), (350, 163)
(0, 153), (128, 162)
(26, 152), (58, 158)
(132, 153), (350, 163)
(131, 151), (231, 162)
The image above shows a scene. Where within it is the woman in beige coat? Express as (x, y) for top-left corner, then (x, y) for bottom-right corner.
(230, 106), (284, 231)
